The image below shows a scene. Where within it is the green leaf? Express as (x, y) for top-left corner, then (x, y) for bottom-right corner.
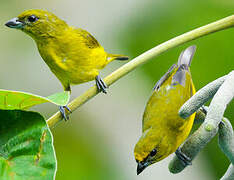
(0, 89), (70, 110)
(0, 110), (56, 180)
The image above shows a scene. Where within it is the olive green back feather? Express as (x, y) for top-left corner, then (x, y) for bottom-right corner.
(76, 28), (100, 48)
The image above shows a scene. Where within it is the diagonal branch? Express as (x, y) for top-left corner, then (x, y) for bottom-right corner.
(47, 15), (234, 128)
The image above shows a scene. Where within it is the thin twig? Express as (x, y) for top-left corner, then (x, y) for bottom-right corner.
(47, 15), (234, 128)
(169, 71), (234, 173)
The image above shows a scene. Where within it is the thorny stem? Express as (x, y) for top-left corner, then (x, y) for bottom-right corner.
(47, 15), (234, 128)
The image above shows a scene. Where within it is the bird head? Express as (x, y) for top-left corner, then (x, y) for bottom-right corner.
(134, 129), (168, 175)
(5, 9), (68, 40)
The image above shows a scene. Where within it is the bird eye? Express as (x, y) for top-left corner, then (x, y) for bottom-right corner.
(28, 15), (38, 23)
(150, 149), (157, 157)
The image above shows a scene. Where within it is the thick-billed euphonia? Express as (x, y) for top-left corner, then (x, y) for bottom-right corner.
(134, 46), (196, 175)
(5, 9), (128, 119)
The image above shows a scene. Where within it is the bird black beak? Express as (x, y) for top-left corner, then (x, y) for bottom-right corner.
(137, 161), (148, 175)
(5, 18), (24, 29)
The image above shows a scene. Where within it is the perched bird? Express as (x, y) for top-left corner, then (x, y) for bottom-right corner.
(134, 46), (196, 175)
(5, 9), (128, 119)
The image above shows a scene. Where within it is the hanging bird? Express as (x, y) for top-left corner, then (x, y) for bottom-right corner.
(5, 9), (128, 119)
(134, 46), (196, 175)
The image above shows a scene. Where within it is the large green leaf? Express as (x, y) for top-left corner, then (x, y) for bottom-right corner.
(0, 110), (56, 180)
(0, 90), (70, 110)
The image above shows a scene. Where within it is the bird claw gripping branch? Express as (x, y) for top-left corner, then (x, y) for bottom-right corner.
(95, 75), (108, 94)
(59, 106), (72, 121)
(175, 148), (192, 166)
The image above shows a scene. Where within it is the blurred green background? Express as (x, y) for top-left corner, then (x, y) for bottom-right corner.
(0, 0), (233, 179)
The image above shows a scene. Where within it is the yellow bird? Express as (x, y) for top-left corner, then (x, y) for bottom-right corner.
(5, 9), (128, 119)
(134, 46), (196, 175)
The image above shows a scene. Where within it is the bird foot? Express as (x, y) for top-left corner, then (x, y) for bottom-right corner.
(201, 106), (208, 114)
(95, 75), (107, 94)
(175, 148), (192, 166)
(59, 105), (72, 121)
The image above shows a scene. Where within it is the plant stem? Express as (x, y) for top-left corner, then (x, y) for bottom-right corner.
(169, 71), (234, 173)
(47, 15), (234, 128)
(179, 75), (227, 119)
(219, 118), (234, 180)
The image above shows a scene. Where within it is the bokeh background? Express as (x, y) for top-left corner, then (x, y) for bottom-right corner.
(0, 0), (233, 179)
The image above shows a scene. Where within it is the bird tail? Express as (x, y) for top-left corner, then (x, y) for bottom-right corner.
(172, 45), (196, 86)
(177, 45), (196, 67)
(106, 53), (129, 63)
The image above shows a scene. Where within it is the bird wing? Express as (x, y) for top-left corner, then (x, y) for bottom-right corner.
(153, 64), (177, 91)
(171, 66), (187, 87)
(75, 28), (100, 49)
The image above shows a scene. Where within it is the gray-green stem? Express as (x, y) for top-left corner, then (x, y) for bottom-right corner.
(169, 71), (234, 174)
